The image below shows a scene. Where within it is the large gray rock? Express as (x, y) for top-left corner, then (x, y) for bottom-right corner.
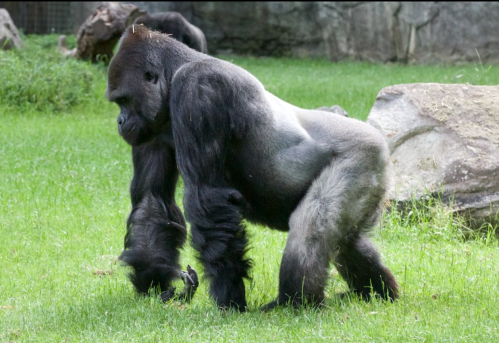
(0, 8), (21, 50)
(367, 83), (499, 229)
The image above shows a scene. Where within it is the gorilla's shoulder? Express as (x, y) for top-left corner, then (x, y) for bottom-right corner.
(173, 58), (261, 89)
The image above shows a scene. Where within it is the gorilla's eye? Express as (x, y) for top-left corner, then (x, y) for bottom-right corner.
(145, 72), (158, 84)
(115, 96), (129, 106)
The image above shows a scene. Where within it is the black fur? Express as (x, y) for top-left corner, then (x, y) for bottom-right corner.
(118, 136), (187, 297)
(106, 25), (399, 312)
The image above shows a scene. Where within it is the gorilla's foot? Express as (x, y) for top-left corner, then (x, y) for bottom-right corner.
(218, 303), (247, 313)
(261, 294), (326, 311)
(260, 299), (280, 312)
(339, 290), (394, 302)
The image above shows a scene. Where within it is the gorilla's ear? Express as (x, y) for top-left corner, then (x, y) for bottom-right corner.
(145, 71), (159, 84)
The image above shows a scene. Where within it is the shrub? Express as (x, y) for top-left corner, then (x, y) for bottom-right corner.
(0, 34), (107, 113)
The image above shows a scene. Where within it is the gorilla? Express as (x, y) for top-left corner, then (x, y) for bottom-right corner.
(133, 12), (207, 53)
(106, 25), (399, 311)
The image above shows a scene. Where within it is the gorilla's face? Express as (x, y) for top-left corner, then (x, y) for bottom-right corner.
(106, 50), (169, 146)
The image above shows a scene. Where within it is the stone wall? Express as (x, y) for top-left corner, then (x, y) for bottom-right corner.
(124, 2), (499, 64)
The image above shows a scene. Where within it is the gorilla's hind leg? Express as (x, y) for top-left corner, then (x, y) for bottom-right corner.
(335, 234), (399, 301)
(264, 239), (330, 310)
(264, 135), (397, 310)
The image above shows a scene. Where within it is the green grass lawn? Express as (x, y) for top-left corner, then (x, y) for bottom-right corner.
(1, 34), (498, 342)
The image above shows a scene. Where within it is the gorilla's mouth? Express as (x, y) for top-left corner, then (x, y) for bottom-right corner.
(119, 124), (136, 138)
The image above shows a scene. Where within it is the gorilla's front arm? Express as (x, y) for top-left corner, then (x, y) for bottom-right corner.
(118, 140), (190, 301)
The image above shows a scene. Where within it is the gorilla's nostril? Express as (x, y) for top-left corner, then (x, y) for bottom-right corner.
(117, 115), (125, 126)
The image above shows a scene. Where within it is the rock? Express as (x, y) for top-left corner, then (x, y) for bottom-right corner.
(367, 83), (499, 229)
(70, 2), (145, 62)
(0, 8), (21, 50)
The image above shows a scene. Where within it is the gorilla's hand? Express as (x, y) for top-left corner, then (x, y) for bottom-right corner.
(179, 265), (199, 303)
(160, 265), (199, 303)
(160, 287), (176, 302)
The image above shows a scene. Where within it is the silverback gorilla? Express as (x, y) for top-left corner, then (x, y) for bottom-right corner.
(133, 12), (207, 54)
(106, 25), (399, 311)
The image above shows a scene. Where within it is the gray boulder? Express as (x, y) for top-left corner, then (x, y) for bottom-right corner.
(367, 83), (499, 229)
(0, 8), (21, 50)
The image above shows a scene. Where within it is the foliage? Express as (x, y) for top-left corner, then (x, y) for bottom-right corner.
(0, 34), (107, 113)
(0, 35), (498, 342)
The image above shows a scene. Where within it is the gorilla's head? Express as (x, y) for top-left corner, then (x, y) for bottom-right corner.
(106, 26), (170, 146)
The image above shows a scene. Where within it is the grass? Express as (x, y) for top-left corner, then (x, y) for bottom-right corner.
(1, 34), (499, 342)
